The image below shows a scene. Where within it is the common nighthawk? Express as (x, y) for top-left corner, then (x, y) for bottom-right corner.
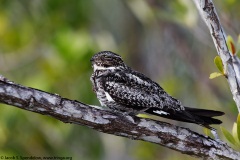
(90, 51), (224, 129)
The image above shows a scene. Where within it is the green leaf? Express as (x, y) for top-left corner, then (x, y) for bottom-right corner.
(137, 113), (150, 118)
(214, 56), (224, 74)
(237, 114), (240, 142)
(209, 72), (223, 79)
(221, 126), (236, 145)
(236, 35), (240, 56)
(227, 35), (236, 55)
(232, 123), (239, 142)
(203, 128), (213, 138)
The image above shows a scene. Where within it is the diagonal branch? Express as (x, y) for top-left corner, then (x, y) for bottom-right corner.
(193, 0), (240, 112)
(0, 75), (239, 159)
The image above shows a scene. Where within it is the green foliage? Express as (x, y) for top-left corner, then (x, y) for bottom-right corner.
(237, 115), (240, 141)
(203, 128), (214, 138)
(221, 126), (238, 145)
(226, 34), (240, 56)
(214, 56), (224, 74)
(210, 34), (240, 79)
(0, 1), (239, 159)
(209, 72), (223, 79)
(227, 35), (236, 55)
(221, 114), (240, 149)
(209, 56), (224, 79)
(0, 0), (102, 158)
(236, 35), (240, 56)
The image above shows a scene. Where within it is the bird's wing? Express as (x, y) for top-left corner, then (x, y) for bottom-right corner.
(101, 70), (181, 111)
(101, 70), (224, 128)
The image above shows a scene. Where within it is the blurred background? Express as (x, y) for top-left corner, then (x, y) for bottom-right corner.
(0, 0), (239, 159)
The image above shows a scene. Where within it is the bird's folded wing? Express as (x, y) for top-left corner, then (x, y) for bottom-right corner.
(101, 71), (180, 111)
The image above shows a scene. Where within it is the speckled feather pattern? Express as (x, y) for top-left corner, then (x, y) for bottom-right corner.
(90, 51), (224, 127)
(96, 69), (183, 113)
(90, 52), (183, 115)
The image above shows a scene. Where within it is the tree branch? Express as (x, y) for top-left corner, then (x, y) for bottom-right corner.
(193, 0), (240, 112)
(0, 75), (239, 159)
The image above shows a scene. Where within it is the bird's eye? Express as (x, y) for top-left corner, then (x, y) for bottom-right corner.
(105, 56), (112, 61)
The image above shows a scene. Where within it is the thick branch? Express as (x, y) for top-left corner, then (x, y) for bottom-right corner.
(193, 0), (240, 112)
(0, 76), (239, 159)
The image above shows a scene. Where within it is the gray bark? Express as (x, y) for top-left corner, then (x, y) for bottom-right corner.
(0, 75), (239, 160)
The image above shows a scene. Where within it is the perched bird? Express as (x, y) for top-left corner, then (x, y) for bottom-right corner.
(90, 51), (224, 130)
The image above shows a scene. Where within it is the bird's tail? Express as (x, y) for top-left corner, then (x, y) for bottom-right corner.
(145, 106), (224, 129)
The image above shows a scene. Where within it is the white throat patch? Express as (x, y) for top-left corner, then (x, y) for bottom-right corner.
(93, 64), (116, 72)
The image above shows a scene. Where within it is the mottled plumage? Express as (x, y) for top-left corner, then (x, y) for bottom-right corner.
(90, 51), (224, 129)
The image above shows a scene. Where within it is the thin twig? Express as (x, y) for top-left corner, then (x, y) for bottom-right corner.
(193, 0), (240, 112)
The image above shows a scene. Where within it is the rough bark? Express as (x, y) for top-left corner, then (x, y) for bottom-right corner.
(0, 75), (239, 160)
(193, 0), (240, 112)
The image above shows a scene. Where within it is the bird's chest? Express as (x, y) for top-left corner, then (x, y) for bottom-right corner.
(91, 73), (114, 106)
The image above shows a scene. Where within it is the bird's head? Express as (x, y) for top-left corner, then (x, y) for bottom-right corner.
(90, 51), (126, 71)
